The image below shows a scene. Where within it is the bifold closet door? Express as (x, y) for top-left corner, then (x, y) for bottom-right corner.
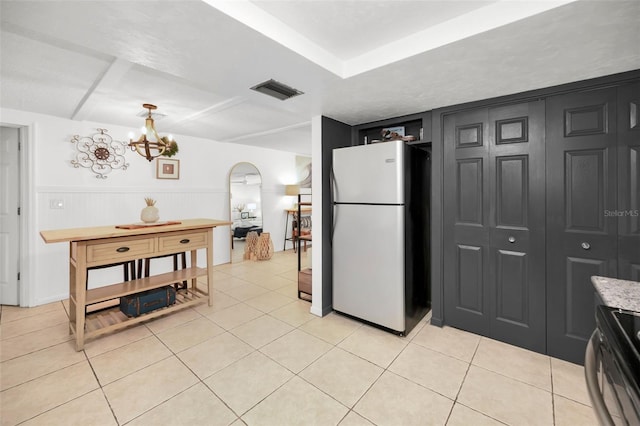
(443, 108), (491, 336)
(443, 101), (545, 352)
(546, 87), (618, 364)
(487, 101), (545, 352)
(618, 82), (640, 281)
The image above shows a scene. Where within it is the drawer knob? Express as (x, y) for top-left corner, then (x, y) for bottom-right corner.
(179, 239), (190, 244)
(581, 242), (591, 250)
(508, 236), (516, 243)
(116, 247), (130, 253)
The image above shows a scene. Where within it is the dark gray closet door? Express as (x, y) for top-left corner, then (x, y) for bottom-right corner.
(444, 101), (545, 351)
(488, 101), (546, 352)
(618, 82), (640, 281)
(546, 87), (618, 364)
(444, 108), (491, 336)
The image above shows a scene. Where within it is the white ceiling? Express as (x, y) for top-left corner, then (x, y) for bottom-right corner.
(252, 1), (495, 60)
(1, 0), (639, 156)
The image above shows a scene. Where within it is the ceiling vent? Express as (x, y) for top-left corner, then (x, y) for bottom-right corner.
(250, 79), (304, 101)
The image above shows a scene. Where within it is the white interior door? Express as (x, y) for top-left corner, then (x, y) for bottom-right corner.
(0, 127), (20, 305)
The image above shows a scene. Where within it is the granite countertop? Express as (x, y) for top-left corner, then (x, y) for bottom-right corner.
(591, 276), (640, 312)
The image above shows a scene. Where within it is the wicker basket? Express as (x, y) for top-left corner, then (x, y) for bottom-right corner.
(244, 231), (259, 260)
(254, 232), (274, 261)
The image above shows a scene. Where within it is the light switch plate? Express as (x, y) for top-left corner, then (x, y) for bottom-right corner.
(49, 199), (64, 209)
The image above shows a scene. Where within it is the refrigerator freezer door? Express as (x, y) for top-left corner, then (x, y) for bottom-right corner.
(332, 140), (404, 204)
(332, 203), (405, 332)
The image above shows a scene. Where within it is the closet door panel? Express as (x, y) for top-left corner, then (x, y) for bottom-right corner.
(488, 101), (546, 353)
(565, 257), (608, 338)
(444, 101), (545, 351)
(494, 249), (528, 325)
(618, 82), (640, 280)
(495, 155), (528, 227)
(456, 244), (484, 313)
(546, 87), (618, 364)
(457, 158), (484, 225)
(444, 109), (491, 336)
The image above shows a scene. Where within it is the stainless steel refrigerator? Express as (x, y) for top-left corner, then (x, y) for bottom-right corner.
(332, 140), (430, 335)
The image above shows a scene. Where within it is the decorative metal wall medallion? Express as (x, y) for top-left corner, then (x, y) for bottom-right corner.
(71, 128), (129, 178)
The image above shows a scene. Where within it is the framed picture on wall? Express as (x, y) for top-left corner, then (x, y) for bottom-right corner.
(156, 158), (180, 179)
(296, 155), (311, 191)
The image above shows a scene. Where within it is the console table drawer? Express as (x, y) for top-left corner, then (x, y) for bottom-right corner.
(87, 236), (155, 264)
(158, 231), (208, 252)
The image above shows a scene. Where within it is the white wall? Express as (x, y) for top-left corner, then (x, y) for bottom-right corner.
(310, 115), (323, 317)
(1, 108), (300, 306)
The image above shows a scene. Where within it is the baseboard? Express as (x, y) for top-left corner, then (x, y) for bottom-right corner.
(430, 316), (444, 327)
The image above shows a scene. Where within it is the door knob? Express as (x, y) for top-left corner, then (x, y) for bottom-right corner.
(508, 236), (516, 243)
(581, 242), (591, 250)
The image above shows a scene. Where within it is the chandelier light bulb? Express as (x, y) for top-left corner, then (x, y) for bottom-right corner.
(128, 103), (170, 161)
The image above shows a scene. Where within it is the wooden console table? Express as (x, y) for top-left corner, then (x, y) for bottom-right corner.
(40, 218), (231, 351)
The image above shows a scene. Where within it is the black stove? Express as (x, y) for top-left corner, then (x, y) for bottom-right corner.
(593, 305), (640, 424)
(610, 309), (640, 369)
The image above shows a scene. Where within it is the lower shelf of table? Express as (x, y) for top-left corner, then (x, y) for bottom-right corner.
(85, 266), (208, 305)
(72, 288), (208, 342)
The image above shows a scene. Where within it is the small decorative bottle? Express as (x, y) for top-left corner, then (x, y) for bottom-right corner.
(141, 197), (159, 223)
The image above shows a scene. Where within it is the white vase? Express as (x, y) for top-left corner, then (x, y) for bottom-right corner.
(141, 206), (159, 223)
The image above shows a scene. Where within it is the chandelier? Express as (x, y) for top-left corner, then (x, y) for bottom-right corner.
(129, 103), (178, 161)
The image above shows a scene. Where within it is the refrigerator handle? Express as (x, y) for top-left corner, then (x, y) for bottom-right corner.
(330, 167), (337, 245)
(331, 166), (338, 205)
(332, 204), (338, 246)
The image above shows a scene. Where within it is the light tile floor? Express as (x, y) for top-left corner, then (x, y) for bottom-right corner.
(0, 249), (597, 426)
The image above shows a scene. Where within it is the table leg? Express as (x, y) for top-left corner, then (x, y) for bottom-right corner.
(207, 229), (214, 306)
(74, 243), (87, 351)
(283, 212), (290, 250)
(190, 249), (198, 293)
(68, 259), (76, 336)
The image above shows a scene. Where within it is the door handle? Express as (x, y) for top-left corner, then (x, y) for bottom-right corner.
(581, 242), (591, 250)
(508, 236), (515, 243)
